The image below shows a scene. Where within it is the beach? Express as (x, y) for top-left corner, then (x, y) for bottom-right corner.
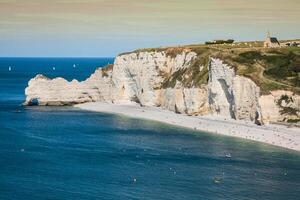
(75, 102), (300, 152)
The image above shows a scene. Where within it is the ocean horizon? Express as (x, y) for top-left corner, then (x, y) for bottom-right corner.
(1, 57), (300, 200)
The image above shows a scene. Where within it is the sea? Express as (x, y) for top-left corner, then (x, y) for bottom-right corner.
(0, 57), (299, 200)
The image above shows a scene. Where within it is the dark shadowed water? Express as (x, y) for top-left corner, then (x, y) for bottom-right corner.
(0, 58), (300, 200)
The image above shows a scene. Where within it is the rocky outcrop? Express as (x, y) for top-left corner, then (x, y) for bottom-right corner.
(259, 90), (300, 123)
(25, 69), (113, 106)
(24, 50), (299, 124)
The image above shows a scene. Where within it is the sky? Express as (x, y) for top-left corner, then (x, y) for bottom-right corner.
(0, 0), (299, 57)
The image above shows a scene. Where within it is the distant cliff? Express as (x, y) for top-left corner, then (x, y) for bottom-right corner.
(24, 42), (300, 124)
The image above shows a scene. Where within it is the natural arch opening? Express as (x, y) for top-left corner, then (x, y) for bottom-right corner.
(28, 98), (39, 106)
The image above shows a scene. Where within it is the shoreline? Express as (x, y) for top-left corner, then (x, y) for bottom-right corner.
(75, 102), (300, 152)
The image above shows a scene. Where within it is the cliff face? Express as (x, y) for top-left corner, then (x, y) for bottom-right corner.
(208, 58), (262, 122)
(24, 49), (300, 124)
(111, 51), (197, 106)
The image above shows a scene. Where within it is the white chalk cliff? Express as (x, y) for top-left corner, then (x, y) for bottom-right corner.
(24, 50), (299, 124)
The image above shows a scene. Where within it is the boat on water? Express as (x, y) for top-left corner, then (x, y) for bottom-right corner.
(52, 67), (56, 71)
(213, 176), (222, 184)
(8, 66), (12, 71)
(225, 153), (232, 158)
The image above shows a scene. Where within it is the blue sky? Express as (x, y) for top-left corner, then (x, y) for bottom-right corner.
(0, 0), (299, 57)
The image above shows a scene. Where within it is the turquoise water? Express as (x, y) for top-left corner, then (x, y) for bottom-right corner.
(0, 58), (300, 200)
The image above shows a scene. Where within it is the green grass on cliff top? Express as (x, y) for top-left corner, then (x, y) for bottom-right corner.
(119, 40), (300, 95)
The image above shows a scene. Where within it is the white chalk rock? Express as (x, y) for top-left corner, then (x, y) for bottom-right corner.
(24, 68), (113, 106)
(111, 50), (197, 106)
(24, 51), (299, 124)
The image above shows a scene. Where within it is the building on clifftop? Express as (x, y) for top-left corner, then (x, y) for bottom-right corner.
(264, 31), (280, 48)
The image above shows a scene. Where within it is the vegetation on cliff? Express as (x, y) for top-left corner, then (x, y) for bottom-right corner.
(225, 47), (300, 94)
(277, 94), (300, 123)
(162, 48), (211, 88)
(130, 40), (299, 94)
(101, 64), (113, 77)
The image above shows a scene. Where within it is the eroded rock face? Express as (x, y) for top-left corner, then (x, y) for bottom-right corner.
(158, 88), (209, 116)
(24, 51), (299, 124)
(208, 58), (262, 123)
(208, 58), (236, 118)
(233, 76), (261, 122)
